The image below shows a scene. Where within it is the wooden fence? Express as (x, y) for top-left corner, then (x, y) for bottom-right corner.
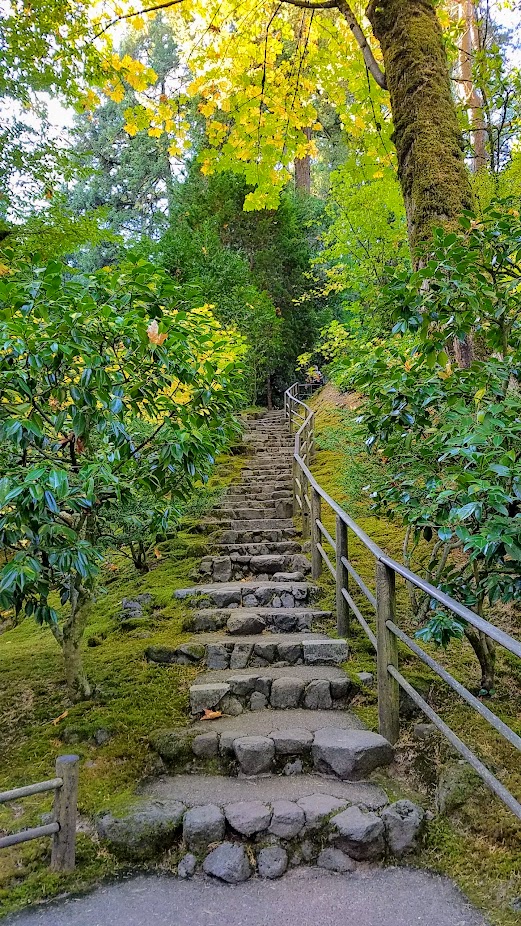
(0, 755), (79, 871)
(285, 382), (521, 821)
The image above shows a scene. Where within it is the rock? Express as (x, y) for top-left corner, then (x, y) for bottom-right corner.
(330, 806), (385, 860)
(436, 761), (481, 814)
(289, 554), (311, 574)
(192, 732), (219, 759)
(227, 613), (266, 635)
(233, 736), (275, 776)
(297, 794), (347, 830)
(219, 694), (244, 716)
(190, 683), (230, 715)
(381, 800), (425, 856)
(302, 640), (348, 665)
(250, 555), (286, 574)
(250, 692), (268, 711)
(303, 680), (332, 710)
(312, 728), (394, 780)
(257, 846), (288, 879)
(212, 556), (233, 583)
(277, 643), (302, 665)
(150, 730), (193, 763)
(330, 677), (353, 700)
(317, 847), (356, 873)
(203, 842), (252, 883)
(93, 728), (111, 746)
(283, 759), (303, 776)
(270, 728), (313, 755)
(270, 676), (305, 709)
(300, 839), (317, 862)
(224, 801), (272, 836)
(178, 853), (197, 879)
(230, 643), (254, 669)
(183, 804), (225, 852)
(280, 592), (295, 608)
(228, 674), (260, 698)
(357, 671), (374, 687)
(254, 641), (278, 662)
(97, 800), (185, 860)
(269, 800), (305, 839)
(176, 643), (206, 663)
(146, 643), (205, 666)
(206, 644), (231, 670)
(412, 722), (436, 741)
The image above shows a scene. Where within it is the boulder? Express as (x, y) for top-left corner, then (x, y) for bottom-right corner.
(227, 613), (267, 635)
(212, 556), (233, 583)
(302, 640), (348, 666)
(250, 692), (268, 711)
(206, 644), (232, 670)
(277, 642), (302, 665)
(381, 800), (425, 856)
(233, 736), (275, 776)
(257, 846), (288, 879)
(317, 847), (356, 873)
(230, 643), (254, 669)
(190, 683), (230, 715)
(330, 806), (385, 860)
(270, 728), (313, 755)
(192, 732), (219, 759)
(150, 730), (193, 764)
(183, 804), (225, 852)
(269, 800), (305, 839)
(203, 843), (252, 883)
(178, 853), (197, 879)
(224, 801), (272, 836)
(270, 676), (305, 709)
(436, 761), (481, 815)
(97, 800), (185, 860)
(312, 728), (393, 780)
(297, 794), (347, 830)
(303, 680), (332, 710)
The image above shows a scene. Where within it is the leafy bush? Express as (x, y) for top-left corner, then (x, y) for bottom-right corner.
(0, 253), (245, 698)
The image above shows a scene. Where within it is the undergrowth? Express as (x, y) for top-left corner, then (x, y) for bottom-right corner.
(307, 387), (521, 926)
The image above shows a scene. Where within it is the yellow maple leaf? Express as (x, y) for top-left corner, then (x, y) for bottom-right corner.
(124, 122), (139, 137)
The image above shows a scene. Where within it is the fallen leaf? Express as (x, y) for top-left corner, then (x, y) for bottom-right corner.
(51, 710), (69, 726)
(201, 709), (222, 721)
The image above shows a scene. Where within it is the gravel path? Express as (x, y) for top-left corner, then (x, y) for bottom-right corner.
(4, 867), (488, 926)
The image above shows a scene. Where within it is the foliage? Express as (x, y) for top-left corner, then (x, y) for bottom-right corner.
(339, 201), (521, 690)
(0, 253), (245, 696)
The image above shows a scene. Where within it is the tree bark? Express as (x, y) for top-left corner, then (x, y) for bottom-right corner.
(294, 126), (312, 193)
(458, 0), (487, 173)
(464, 627), (496, 694)
(50, 578), (93, 702)
(366, 0), (474, 254)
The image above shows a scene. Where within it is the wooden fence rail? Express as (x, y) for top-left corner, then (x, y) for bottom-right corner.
(285, 383), (521, 821)
(0, 755), (79, 871)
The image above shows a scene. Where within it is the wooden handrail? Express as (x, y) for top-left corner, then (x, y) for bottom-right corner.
(284, 382), (521, 821)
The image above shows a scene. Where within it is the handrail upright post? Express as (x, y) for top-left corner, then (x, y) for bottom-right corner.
(288, 398), (293, 434)
(301, 471), (310, 539)
(311, 486), (322, 579)
(336, 515), (350, 637)
(51, 755), (79, 872)
(376, 562), (400, 744)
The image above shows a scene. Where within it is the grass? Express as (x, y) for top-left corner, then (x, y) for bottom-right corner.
(0, 447), (246, 916)
(307, 386), (521, 926)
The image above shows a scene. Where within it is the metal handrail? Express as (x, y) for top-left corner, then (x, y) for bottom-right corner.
(284, 382), (521, 821)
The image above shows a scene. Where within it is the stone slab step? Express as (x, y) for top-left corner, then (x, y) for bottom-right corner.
(189, 665), (356, 715)
(218, 528), (299, 544)
(183, 607), (332, 633)
(200, 634), (348, 670)
(215, 542), (303, 555)
(152, 719), (392, 782)
(203, 519), (295, 532)
(175, 580), (318, 611)
(198, 552), (310, 583)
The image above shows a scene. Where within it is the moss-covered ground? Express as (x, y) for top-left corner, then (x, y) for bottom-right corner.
(0, 448), (246, 916)
(306, 386), (521, 926)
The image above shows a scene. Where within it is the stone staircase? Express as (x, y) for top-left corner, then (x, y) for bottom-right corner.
(96, 410), (425, 880)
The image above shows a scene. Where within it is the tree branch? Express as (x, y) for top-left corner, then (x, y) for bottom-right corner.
(94, 0), (188, 39)
(336, 0), (386, 89)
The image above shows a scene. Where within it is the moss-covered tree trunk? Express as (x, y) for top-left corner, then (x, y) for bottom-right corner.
(366, 0), (474, 255)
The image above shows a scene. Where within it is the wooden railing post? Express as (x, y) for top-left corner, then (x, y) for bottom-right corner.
(310, 486), (322, 579)
(376, 562), (400, 744)
(301, 471), (310, 539)
(336, 515), (350, 637)
(51, 754), (79, 872)
(288, 398), (293, 434)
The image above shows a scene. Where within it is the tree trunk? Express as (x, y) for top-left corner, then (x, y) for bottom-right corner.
(294, 126), (312, 193)
(464, 627), (496, 694)
(366, 0), (474, 254)
(266, 373), (273, 410)
(458, 0), (487, 173)
(50, 579), (93, 702)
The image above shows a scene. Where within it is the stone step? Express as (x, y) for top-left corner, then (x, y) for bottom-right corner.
(175, 580), (317, 611)
(201, 634), (348, 670)
(202, 519), (296, 533)
(198, 552), (310, 583)
(224, 491), (292, 503)
(182, 607), (333, 633)
(151, 712), (392, 782)
(212, 501), (293, 520)
(189, 665), (356, 715)
(215, 541), (303, 555)
(218, 528), (299, 544)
